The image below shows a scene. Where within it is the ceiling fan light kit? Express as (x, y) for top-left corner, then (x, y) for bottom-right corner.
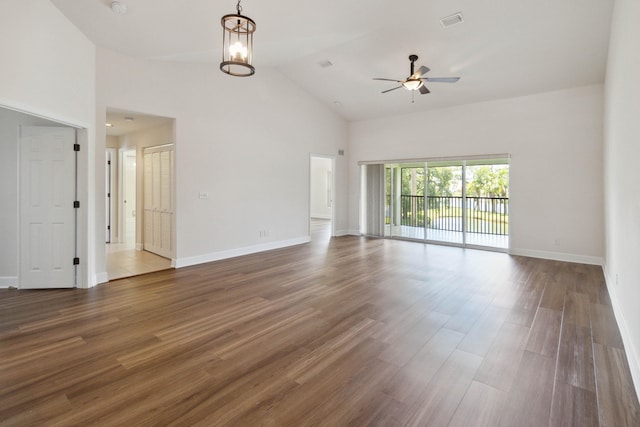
(220, 0), (256, 77)
(373, 54), (460, 101)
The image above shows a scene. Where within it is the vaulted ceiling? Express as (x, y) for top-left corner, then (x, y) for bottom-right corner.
(51, 0), (614, 121)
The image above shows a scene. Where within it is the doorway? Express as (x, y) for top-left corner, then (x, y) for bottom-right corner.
(310, 155), (335, 241)
(104, 109), (174, 280)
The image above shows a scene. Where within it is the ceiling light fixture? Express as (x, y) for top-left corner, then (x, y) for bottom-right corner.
(106, 123), (114, 127)
(220, 0), (256, 77)
(402, 79), (423, 91)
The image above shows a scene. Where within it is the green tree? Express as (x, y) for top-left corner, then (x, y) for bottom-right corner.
(401, 167), (425, 195)
(466, 165), (509, 197)
(427, 167), (457, 196)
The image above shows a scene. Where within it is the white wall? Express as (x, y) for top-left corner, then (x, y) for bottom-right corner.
(310, 157), (333, 219)
(0, 0), (96, 287)
(96, 48), (348, 269)
(603, 0), (640, 398)
(348, 85), (604, 264)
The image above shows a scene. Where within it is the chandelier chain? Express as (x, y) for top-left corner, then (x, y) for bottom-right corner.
(236, 0), (242, 14)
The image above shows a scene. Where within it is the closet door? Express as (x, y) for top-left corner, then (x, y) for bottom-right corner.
(19, 126), (77, 288)
(143, 145), (173, 258)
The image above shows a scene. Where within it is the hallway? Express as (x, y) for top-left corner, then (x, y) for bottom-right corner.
(106, 243), (171, 280)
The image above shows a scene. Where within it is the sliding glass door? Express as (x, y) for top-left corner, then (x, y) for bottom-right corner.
(464, 159), (509, 248)
(384, 164), (427, 240)
(361, 156), (509, 251)
(425, 161), (464, 245)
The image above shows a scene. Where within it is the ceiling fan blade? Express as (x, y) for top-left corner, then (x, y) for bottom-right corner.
(382, 86), (403, 94)
(423, 77), (460, 83)
(419, 85), (430, 95)
(411, 65), (430, 79)
(373, 78), (403, 83)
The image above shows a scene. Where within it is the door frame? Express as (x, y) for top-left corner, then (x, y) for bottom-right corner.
(105, 148), (116, 243)
(309, 153), (336, 237)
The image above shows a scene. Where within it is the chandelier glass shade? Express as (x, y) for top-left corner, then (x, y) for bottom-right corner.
(220, 1), (255, 77)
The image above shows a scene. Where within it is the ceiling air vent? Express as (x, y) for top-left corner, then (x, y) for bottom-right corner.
(440, 12), (464, 28)
(318, 60), (333, 68)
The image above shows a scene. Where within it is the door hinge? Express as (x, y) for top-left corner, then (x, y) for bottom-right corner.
(107, 160), (111, 165)
(73, 257), (80, 265)
(107, 225), (111, 230)
(73, 201), (80, 208)
(74, 143), (80, 152)
(107, 193), (111, 198)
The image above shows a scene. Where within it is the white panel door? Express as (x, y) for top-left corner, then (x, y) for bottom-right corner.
(143, 145), (173, 258)
(19, 126), (76, 288)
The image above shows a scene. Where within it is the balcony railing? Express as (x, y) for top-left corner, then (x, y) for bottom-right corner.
(400, 195), (509, 235)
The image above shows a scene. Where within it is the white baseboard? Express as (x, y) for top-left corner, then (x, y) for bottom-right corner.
(174, 236), (311, 268)
(311, 214), (332, 220)
(333, 228), (352, 237)
(347, 229), (361, 236)
(0, 276), (18, 289)
(94, 272), (109, 285)
(135, 243), (144, 251)
(602, 263), (640, 402)
(509, 248), (604, 266)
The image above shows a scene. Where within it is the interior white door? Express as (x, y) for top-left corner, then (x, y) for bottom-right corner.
(143, 145), (173, 258)
(19, 126), (76, 289)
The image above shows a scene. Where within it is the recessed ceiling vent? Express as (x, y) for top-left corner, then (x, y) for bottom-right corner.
(318, 60), (333, 68)
(440, 12), (464, 28)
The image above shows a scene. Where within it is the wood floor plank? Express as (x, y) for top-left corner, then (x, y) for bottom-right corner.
(448, 380), (506, 427)
(498, 350), (556, 427)
(382, 328), (464, 404)
(549, 382), (599, 427)
(593, 343), (640, 427)
(456, 305), (509, 357)
(377, 311), (449, 367)
(404, 349), (483, 426)
(473, 321), (530, 392)
(525, 306), (562, 357)
(591, 303), (624, 349)
(0, 221), (637, 425)
(563, 291), (591, 328)
(556, 322), (596, 392)
(505, 288), (543, 327)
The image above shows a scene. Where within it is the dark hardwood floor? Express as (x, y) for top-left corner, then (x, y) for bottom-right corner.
(1, 221), (639, 426)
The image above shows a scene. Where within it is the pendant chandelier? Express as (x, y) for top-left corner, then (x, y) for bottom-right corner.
(220, 0), (256, 77)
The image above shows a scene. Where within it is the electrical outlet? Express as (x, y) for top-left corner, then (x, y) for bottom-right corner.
(198, 191), (209, 199)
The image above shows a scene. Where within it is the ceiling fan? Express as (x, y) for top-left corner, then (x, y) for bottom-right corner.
(373, 54), (460, 98)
